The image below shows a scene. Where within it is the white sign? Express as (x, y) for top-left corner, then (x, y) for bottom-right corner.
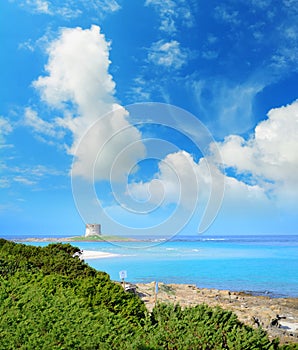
(119, 270), (127, 280)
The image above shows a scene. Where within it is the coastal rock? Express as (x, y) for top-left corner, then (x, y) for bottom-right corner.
(135, 282), (298, 345)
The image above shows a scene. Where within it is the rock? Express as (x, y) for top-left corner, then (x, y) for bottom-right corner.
(135, 282), (298, 345)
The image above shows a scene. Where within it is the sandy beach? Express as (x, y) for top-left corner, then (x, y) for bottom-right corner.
(79, 250), (120, 259)
(134, 282), (298, 345)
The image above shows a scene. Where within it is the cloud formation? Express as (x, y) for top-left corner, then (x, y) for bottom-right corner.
(33, 25), (145, 181)
(191, 79), (263, 136)
(126, 100), (298, 231)
(213, 99), (298, 202)
(0, 117), (13, 136)
(12, 0), (120, 18)
(148, 40), (188, 69)
(126, 146), (273, 236)
(128, 151), (200, 209)
(0, 117), (13, 148)
(128, 148), (269, 210)
(0, 162), (66, 190)
(145, 0), (194, 34)
(24, 107), (64, 139)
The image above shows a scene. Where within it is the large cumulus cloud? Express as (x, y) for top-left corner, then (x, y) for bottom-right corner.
(33, 25), (145, 181)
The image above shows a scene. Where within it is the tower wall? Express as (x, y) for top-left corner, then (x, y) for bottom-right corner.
(85, 224), (101, 237)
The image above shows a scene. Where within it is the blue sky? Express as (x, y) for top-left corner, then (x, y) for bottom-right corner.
(0, 0), (298, 238)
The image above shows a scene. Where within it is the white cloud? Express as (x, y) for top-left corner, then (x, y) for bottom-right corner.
(33, 25), (145, 182)
(148, 40), (188, 69)
(214, 5), (241, 26)
(0, 202), (21, 213)
(128, 149), (268, 207)
(0, 178), (10, 189)
(26, 164), (66, 177)
(33, 25), (115, 111)
(24, 107), (64, 139)
(191, 79), (263, 136)
(123, 99), (298, 231)
(270, 45), (298, 72)
(129, 86), (151, 101)
(0, 117), (13, 136)
(90, 0), (121, 12)
(201, 50), (218, 60)
(145, 0), (194, 34)
(0, 163), (66, 190)
(127, 148), (272, 235)
(11, 0), (51, 14)
(128, 151), (200, 209)
(212, 99), (298, 202)
(128, 77), (151, 102)
(12, 0), (120, 18)
(52, 6), (81, 19)
(250, 0), (272, 9)
(34, 0), (50, 13)
(29, 0), (51, 13)
(13, 176), (37, 186)
(0, 117), (13, 148)
(18, 39), (35, 52)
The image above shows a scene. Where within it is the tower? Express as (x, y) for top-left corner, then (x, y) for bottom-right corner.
(85, 224), (101, 237)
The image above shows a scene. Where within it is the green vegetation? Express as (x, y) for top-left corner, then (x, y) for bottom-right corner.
(0, 238), (297, 349)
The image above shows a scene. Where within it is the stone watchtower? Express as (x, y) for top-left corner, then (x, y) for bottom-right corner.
(85, 224), (101, 237)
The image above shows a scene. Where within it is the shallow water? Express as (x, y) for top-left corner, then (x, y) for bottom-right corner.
(17, 235), (298, 297)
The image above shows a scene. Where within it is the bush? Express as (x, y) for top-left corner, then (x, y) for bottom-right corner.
(0, 239), (295, 349)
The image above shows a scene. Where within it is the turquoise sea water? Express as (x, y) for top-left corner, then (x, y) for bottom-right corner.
(14, 235), (298, 297)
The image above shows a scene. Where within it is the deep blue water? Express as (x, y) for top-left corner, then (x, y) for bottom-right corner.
(11, 235), (298, 297)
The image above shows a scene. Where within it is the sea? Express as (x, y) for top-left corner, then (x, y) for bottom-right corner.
(7, 234), (298, 298)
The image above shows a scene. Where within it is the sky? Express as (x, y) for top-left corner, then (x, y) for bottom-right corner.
(0, 0), (298, 238)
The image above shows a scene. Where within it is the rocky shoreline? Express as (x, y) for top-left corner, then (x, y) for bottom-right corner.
(134, 282), (298, 345)
(12, 237), (298, 344)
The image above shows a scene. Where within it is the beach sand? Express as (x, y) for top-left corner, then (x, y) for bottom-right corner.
(79, 250), (120, 259)
(134, 282), (298, 345)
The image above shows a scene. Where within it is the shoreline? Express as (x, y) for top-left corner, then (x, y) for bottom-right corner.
(134, 282), (298, 345)
(11, 235), (138, 243)
(3, 237), (298, 344)
(10, 236), (298, 299)
(79, 249), (121, 259)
